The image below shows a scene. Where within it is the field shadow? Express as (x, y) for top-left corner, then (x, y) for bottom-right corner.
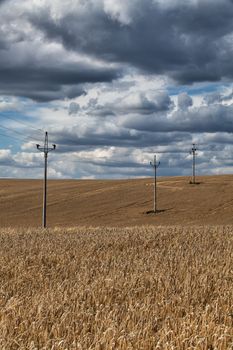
(189, 181), (202, 185)
(144, 208), (172, 215)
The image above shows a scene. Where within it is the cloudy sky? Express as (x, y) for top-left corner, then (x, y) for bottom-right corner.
(1, 0), (233, 179)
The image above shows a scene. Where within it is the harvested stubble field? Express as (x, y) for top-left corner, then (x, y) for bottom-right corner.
(0, 226), (232, 349)
(2, 175), (233, 227)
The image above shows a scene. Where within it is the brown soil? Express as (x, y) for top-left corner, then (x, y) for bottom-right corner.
(1, 175), (233, 227)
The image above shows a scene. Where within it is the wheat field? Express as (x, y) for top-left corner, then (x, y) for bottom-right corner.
(0, 226), (232, 349)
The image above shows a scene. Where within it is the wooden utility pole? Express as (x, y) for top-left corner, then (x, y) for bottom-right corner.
(150, 155), (160, 213)
(36, 131), (56, 228)
(190, 143), (197, 184)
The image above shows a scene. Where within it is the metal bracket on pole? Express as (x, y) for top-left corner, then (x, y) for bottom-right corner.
(150, 155), (160, 213)
(36, 131), (56, 228)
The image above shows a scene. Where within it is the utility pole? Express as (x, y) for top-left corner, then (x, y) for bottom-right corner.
(36, 131), (56, 228)
(150, 155), (160, 213)
(190, 143), (197, 184)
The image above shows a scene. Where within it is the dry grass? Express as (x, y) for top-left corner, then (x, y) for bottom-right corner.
(0, 226), (232, 349)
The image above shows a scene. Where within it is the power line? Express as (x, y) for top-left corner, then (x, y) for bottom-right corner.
(0, 112), (44, 135)
(0, 124), (53, 151)
(0, 124), (34, 139)
(0, 124), (39, 142)
(0, 130), (24, 143)
(0, 128), (36, 144)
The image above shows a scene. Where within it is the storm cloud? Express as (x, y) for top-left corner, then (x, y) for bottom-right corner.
(29, 0), (233, 84)
(1, 0), (233, 179)
(0, 65), (120, 102)
(1, 0), (233, 100)
(121, 104), (233, 133)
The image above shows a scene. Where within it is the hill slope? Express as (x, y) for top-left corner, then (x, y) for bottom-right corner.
(1, 175), (233, 227)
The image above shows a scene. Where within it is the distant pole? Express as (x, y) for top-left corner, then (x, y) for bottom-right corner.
(36, 131), (56, 228)
(190, 143), (197, 184)
(150, 155), (160, 213)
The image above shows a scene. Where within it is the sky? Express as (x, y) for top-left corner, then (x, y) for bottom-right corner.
(1, 0), (233, 179)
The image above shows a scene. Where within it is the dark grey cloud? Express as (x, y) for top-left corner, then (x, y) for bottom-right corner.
(51, 128), (189, 150)
(122, 104), (233, 133)
(87, 160), (148, 169)
(120, 92), (172, 115)
(29, 0), (233, 84)
(71, 154), (186, 178)
(204, 92), (222, 105)
(1, 0), (233, 179)
(205, 89), (233, 105)
(0, 2), (122, 102)
(0, 63), (120, 102)
(204, 132), (233, 145)
(0, 157), (15, 167)
(87, 91), (173, 118)
(68, 102), (80, 115)
(178, 93), (193, 110)
(1, 0), (233, 102)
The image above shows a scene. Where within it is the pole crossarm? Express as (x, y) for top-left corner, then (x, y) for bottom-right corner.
(36, 145), (56, 153)
(190, 143), (197, 155)
(150, 156), (160, 169)
(36, 132), (56, 155)
(36, 131), (56, 154)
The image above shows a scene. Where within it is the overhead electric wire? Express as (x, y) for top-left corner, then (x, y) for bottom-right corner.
(0, 125), (53, 152)
(0, 112), (44, 136)
(0, 123), (43, 145)
(0, 130), (32, 144)
(0, 124), (40, 142)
